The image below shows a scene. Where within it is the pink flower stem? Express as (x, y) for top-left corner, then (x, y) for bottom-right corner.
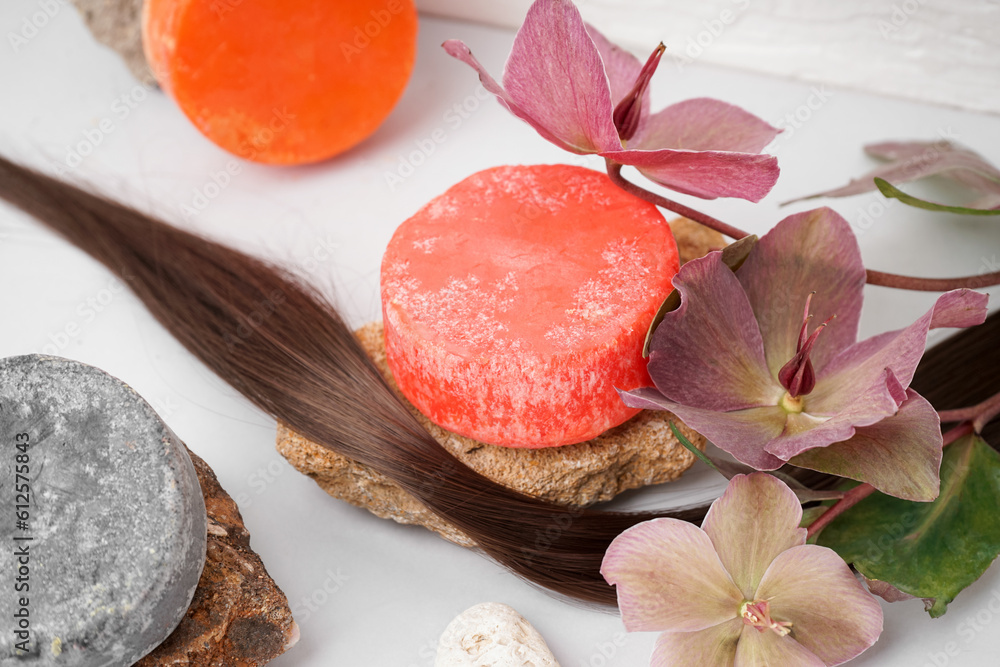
(864, 269), (1000, 291)
(805, 423), (975, 540)
(937, 390), (1000, 432)
(941, 421), (975, 446)
(805, 483), (876, 540)
(604, 161), (1000, 292)
(604, 161), (750, 241)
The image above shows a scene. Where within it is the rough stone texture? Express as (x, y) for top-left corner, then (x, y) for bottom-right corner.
(70, 0), (157, 85)
(277, 218), (714, 546)
(668, 217), (726, 264)
(136, 449), (299, 667)
(277, 322), (703, 547)
(435, 603), (559, 667)
(0, 355), (206, 666)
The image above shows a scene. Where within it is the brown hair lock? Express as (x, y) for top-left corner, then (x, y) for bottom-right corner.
(0, 156), (996, 605)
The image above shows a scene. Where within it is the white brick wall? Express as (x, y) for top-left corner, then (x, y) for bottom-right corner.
(419, 0), (1000, 114)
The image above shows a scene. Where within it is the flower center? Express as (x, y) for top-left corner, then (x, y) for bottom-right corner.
(777, 292), (834, 398)
(612, 43), (665, 142)
(741, 600), (793, 637)
(779, 392), (804, 414)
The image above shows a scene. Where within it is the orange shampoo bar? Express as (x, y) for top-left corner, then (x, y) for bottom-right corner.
(381, 164), (679, 447)
(143, 0), (418, 165)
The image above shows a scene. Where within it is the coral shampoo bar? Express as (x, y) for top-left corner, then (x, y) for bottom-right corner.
(381, 164), (678, 447)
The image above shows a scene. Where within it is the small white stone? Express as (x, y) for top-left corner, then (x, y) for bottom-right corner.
(435, 602), (560, 667)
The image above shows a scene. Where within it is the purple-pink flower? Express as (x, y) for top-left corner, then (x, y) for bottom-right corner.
(602, 473), (884, 666)
(788, 140), (1000, 209)
(443, 0), (780, 201)
(621, 207), (988, 501)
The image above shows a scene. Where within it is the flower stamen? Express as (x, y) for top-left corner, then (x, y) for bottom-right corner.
(778, 292), (834, 398)
(741, 600), (793, 637)
(612, 43), (665, 142)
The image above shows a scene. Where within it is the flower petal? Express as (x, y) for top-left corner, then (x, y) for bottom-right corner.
(733, 625), (825, 667)
(646, 252), (779, 411)
(601, 148), (780, 201)
(790, 390), (942, 501)
(787, 140), (1000, 203)
(619, 388), (788, 470)
(764, 368), (907, 461)
(736, 208), (866, 379)
(442, 39), (582, 153)
(755, 545), (884, 665)
(585, 24), (646, 116)
(503, 0), (622, 153)
(702, 473), (806, 600)
(864, 576), (920, 603)
(602, 518), (743, 633)
(866, 141), (1000, 195)
(925, 288), (991, 329)
(809, 289), (989, 411)
(651, 619), (743, 667)
(617, 386), (681, 411)
(631, 98), (781, 154)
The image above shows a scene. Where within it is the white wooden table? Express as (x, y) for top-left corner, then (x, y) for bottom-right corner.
(1, 2), (999, 664)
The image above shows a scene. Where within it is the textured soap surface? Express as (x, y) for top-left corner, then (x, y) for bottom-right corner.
(0, 355), (206, 666)
(381, 164), (679, 447)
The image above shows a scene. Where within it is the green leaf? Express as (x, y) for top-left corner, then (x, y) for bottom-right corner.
(642, 234), (758, 357)
(874, 178), (1000, 216)
(818, 434), (1000, 617)
(668, 421), (719, 473)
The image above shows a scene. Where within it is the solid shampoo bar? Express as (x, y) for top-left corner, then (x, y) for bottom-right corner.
(381, 164), (679, 447)
(0, 355), (206, 666)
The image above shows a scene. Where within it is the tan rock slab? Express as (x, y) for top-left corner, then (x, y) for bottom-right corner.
(277, 322), (703, 547)
(669, 216), (726, 263)
(277, 218), (716, 547)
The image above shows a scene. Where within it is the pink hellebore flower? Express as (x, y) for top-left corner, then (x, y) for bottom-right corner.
(443, 0), (780, 201)
(621, 207), (988, 501)
(602, 473), (884, 666)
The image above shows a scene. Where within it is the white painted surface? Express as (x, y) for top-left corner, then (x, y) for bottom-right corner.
(419, 0), (1000, 114)
(1, 2), (999, 666)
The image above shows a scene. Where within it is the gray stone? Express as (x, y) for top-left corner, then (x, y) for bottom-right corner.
(0, 355), (206, 666)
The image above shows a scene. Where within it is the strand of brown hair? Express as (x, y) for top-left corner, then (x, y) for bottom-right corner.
(0, 156), (996, 606)
(0, 156), (707, 605)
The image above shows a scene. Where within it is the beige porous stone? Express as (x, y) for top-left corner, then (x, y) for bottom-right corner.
(276, 322), (703, 547)
(71, 0), (156, 85)
(277, 218), (715, 546)
(669, 216), (727, 264)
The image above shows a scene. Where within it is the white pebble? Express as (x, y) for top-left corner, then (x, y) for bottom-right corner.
(435, 602), (561, 667)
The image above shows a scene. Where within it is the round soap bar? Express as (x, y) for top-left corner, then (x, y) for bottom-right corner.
(143, 0), (418, 164)
(0, 355), (206, 666)
(381, 164), (679, 447)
